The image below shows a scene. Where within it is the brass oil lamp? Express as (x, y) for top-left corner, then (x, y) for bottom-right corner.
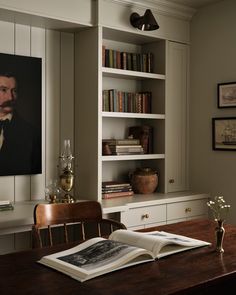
(59, 139), (75, 203)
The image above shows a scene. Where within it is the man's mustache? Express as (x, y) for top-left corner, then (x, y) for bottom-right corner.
(0, 101), (16, 108)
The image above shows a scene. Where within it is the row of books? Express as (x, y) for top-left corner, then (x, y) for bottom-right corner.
(102, 181), (134, 199)
(102, 46), (154, 73)
(0, 200), (14, 211)
(102, 89), (152, 113)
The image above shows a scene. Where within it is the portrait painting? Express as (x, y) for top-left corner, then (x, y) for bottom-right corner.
(218, 82), (236, 108)
(0, 53), (42, 176)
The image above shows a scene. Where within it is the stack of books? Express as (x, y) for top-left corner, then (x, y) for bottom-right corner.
(102, 138), (144, 155)
(0, 200), (14, 211)
(102, 181), (134, 199)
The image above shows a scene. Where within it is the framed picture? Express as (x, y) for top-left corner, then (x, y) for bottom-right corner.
(218, 82), (236, 108)
(0, 52), (42, 176)
(212, 117), (236, 150)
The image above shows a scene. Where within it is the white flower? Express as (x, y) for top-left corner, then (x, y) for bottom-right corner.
(207, 195), (230, 221)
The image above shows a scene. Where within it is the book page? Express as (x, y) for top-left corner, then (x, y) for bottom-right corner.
(109, 230), (166, 255)
(38, 237), (154, 282)
(109, 230), (210, 258)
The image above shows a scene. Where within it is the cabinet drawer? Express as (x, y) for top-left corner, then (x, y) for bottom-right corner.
(167, 199), (208, 221)
(121, 204), (166, 228)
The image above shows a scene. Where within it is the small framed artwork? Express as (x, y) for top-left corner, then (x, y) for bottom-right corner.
(218, 82), (236, 108)
(212, 117), (236, 150)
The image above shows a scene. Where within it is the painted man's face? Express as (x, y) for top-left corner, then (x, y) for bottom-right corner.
(0, 76), (17, 117)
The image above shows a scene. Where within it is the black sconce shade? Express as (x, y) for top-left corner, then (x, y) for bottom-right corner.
(130, 9), (159, 31)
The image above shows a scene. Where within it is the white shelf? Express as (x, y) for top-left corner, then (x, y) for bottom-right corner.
(102, 154), (165, 161)
(102, 112), (165, 119)
(102, 67), (165, 80)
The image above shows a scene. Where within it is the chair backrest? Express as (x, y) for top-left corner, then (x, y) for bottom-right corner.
(32, 201), (126, 248)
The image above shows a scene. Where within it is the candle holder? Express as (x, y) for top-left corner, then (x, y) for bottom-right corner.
(45, 179), (61, 203)
(59, 139), (75, 203)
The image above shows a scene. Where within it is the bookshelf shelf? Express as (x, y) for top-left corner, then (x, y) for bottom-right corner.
(102, 154), (165, 162)
(102, 112), (165, 119)
(102, 67), (165, 80)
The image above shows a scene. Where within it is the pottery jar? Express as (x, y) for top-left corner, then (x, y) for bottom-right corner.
(130, 168), (158, 194)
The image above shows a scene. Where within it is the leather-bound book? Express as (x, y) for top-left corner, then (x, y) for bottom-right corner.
(129, 125), (153, 154)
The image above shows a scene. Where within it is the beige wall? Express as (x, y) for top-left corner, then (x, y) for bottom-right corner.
(190, 0), (236, 224)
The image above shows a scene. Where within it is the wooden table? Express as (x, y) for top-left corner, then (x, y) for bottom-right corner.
(0, 219), (236, 295)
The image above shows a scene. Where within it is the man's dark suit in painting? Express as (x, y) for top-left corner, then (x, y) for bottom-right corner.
(0, 112), (41, 176)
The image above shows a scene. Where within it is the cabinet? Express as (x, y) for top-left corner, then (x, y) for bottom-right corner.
(75, 27), (189, 203)
(166, 42), (189, 192)
(119, 193), (209, 229)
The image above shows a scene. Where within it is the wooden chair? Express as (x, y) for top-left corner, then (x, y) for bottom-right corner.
(32, 200), (126, 248)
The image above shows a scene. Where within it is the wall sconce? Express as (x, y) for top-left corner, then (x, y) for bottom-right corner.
(130, 9), (159, 31)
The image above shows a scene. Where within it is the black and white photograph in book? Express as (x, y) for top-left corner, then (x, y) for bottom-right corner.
(0, 53), (42, 176)
(58, 240), (136, 271)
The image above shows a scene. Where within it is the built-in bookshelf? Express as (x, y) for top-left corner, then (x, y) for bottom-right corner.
(75, 26), (188, 202)
(102, 27), (166, 197)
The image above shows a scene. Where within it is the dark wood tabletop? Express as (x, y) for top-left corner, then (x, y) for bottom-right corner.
(0, 219), (236, 295)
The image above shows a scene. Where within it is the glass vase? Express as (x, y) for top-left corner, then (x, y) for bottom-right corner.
(215, 219), (225, 253)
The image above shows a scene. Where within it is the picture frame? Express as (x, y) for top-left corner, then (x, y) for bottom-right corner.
(0, 52), (42, 176)
(212, 117), (236, 150)
(218, 82), (236, 108)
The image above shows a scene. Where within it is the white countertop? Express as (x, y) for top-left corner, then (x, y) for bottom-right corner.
(0, 191), (209, 235)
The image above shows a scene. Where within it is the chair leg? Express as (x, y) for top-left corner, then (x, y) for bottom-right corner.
(48, 226), (53, 246)
(64, 223), (69, 244)
(81, 222), (85, 240)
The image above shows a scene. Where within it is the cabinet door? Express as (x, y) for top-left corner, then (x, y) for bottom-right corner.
(166, 42), (189, 192)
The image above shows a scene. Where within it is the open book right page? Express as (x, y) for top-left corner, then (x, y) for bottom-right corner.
(109, 230), (211, 259)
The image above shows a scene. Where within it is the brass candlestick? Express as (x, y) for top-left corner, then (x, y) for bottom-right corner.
(45, 180), (61, 203)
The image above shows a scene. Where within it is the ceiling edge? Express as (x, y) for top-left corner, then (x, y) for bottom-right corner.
(109, 0), (197, 20)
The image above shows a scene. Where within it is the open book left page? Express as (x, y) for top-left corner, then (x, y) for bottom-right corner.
(38, 237), (154, 282)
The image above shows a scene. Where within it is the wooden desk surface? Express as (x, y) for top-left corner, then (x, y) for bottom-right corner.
(0, 219), (236, 295)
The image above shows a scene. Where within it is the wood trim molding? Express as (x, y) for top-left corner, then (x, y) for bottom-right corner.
(105, 0), (196, 20)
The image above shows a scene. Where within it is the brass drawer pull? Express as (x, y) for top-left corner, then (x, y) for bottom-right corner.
(185, 207), (192, 213)
(169, 179), (175, 184)
(142, 214), (149, 219)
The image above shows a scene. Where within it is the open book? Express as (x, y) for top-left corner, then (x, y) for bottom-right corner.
(38, 229), (210, 282)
